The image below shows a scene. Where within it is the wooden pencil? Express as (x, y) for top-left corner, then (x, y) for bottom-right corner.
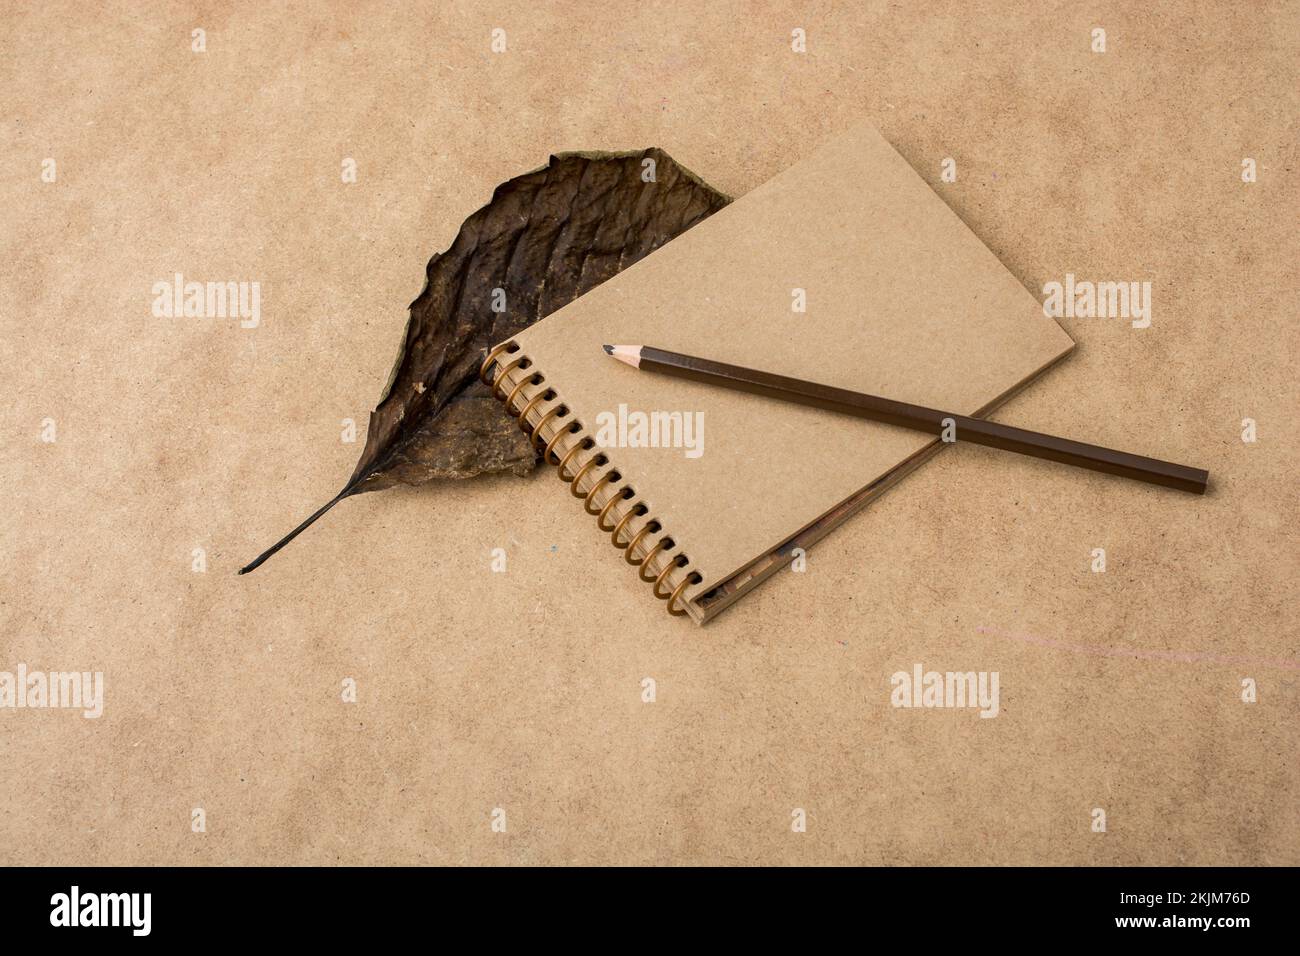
(603, 344), (1209, 495)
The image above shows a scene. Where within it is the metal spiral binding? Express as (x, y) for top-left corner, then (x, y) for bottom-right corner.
(480, 341), (703, 617)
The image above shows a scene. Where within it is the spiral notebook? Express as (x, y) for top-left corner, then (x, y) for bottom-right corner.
(482, 121), (1074, 623)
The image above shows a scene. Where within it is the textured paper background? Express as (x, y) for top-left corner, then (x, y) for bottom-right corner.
(2, 1), (1296, 865)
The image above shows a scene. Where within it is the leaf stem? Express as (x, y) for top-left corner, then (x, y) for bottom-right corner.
(237, 489), (352, 574)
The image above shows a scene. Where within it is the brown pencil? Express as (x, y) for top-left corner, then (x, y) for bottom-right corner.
(603, 344), (1209, 495)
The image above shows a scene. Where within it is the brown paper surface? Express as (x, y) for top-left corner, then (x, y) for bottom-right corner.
(506, 120), (1074, 618)
(2, 2), (1296, 865)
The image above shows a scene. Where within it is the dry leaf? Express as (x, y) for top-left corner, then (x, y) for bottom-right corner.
(242, 148), (731, 573)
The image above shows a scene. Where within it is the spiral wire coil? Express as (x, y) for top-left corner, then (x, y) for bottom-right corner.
(481, 341), (703, 616)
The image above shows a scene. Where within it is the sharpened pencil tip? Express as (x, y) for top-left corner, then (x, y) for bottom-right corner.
(602, 344), (613, 354)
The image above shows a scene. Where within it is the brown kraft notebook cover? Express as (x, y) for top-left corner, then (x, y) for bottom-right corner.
(485, 121), (1075, 622)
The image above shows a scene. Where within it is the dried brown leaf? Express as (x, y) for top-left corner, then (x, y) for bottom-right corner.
(242, 148), (731, 572)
